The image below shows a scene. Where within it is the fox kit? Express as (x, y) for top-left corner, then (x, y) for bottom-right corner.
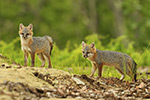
(82, 41), (137, 81)
(19, 23), (53, 68)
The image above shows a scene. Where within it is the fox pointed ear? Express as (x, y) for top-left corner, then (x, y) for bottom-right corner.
(90, 42), (95, 48)
(82, 41), (86, 47)
(19, 23), (24, 30)
(28, 24), (33, 31)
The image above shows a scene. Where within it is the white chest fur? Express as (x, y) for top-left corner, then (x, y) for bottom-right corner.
(20, 37), (31, 52)
(21, 44), (31, 52)
(91, 61), (96, 64)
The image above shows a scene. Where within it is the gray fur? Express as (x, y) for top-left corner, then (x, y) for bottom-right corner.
(82, 44), (137, 81)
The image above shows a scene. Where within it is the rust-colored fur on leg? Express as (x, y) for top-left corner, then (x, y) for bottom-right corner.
(98, 64), (103, 78)
(31, 52), (35, 67)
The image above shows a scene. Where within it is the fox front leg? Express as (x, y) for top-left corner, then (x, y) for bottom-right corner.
(89, 63), (97, 77)
(97, 64), (103, 79)
(37, 53), (45, 67)
(24, 51), (28, 66)
(30, 52), (35, 67)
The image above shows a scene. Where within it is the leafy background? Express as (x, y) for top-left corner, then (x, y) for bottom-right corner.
(0, 0), (150, 80)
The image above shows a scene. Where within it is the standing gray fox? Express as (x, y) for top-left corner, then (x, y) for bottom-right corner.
(82, 41), (137, 82)
(19, 23), (53, 68)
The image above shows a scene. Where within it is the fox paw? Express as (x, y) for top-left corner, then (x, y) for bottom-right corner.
(48, 66), (52, 68)
(96, 77), (101, 80)
(24, 65), (27, 67)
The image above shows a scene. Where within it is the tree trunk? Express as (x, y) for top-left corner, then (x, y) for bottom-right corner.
(88, 0), (98, 33)
(108, 0), (125, 36)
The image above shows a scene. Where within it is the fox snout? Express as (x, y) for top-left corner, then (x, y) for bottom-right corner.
(83, 54), (88, 58)
(82, 51), (92, 58)
(82, 51), (87, 58)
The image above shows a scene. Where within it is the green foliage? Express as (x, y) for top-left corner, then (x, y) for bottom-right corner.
(0, 38), (23, 64)
(1, 0), (150, 49)
(0, 34), (150, 81)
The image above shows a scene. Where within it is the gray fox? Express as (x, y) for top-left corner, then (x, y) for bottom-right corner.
(19, 23), (53, 68)
(82, 41), (137, 81)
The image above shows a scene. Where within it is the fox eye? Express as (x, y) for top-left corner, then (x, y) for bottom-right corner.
(26, 33), (29, 36)
(21, 33), (24, 35)
(87, 52), (90, 54)
(82, 51), (85, 53)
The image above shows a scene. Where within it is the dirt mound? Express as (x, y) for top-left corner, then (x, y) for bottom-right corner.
(0, 56), (150, 100)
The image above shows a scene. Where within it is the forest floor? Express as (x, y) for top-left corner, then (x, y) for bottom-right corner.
(0, 54), (150, 100)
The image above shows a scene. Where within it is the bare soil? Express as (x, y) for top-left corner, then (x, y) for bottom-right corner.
(0, 55), (150, 100)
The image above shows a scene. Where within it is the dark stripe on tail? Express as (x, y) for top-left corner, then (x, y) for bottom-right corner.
(50, 43), (53, 55)
(133, 61), (137, 82)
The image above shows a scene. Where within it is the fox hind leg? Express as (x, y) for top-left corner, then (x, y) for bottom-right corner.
(46, 55), (52, 68)
(44, 52), (52, 68)
(115, 66), (125, 81)
(37, 53), (45, 67)
(98, 64), (103, 78)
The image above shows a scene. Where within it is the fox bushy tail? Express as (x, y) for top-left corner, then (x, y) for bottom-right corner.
(132, 60), (137, 82)
(45, 36), (53, 55)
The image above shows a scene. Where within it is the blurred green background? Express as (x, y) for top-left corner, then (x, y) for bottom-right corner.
(0, 0), (150, 79)
(1, 0), (150, 48)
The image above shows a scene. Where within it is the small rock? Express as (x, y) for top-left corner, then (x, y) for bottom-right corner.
(137, 89), (143, 94)
(81, 86), (87, 90)
(132, 93), (136, 96)
(57, 88), (65, 96)
(46, 92), (51, 97)
(136, 82), (146, 89)
(72, 77), (85, 85)
(130, 87), (136, 93)
(90, 93), (95, 98)
(121, 91), (125, 95)
(100, 82), (106, 85)
(53, 80), (59, 84)
(67, 96), (73, 98)
(75, 92), (80, 96)
(24, 96), (32, 100)
(88, 90), (93, 93)
(75, 96), (83, 99)
(124, 89), (130, 93)
(144, 94), (150, 98)
(3, 80), (9, 85)
(71, 92), (76, 96)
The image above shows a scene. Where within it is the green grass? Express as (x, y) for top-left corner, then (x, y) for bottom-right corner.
(0, 34), (150, 81)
